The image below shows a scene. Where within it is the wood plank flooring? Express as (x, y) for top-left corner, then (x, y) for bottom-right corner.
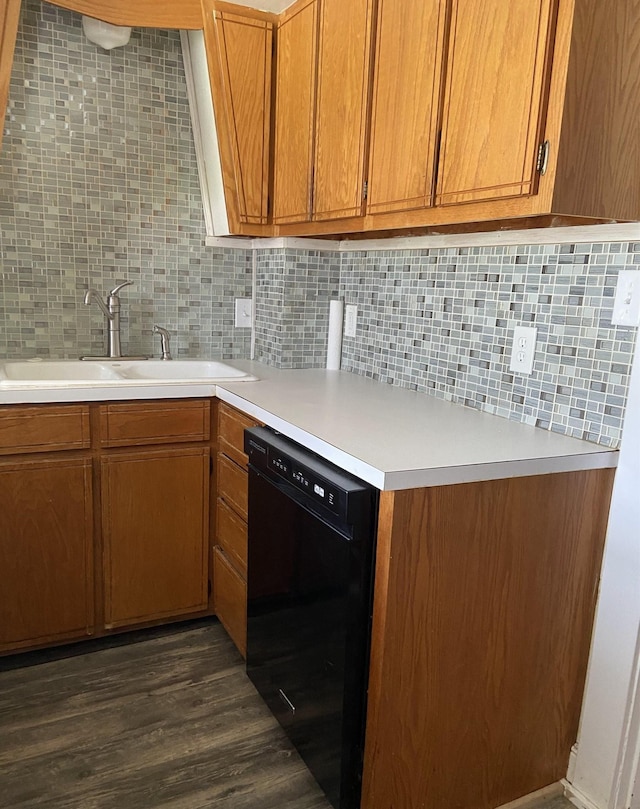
(0, 620), (577, 809)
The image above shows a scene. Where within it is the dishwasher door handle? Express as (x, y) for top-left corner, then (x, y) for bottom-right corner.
(278, 688), (296, 714)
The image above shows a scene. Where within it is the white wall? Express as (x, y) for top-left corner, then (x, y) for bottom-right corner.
(569, 327), (640, 809)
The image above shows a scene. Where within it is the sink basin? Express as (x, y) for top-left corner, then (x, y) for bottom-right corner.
(113, 360), (258, 382)
(0, 360), (123, 384)
(0, 359), (258, 386)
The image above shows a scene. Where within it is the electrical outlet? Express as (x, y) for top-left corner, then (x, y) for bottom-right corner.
(234, 298), (252, 328)
(612, 270), (640, 326)
(509, 326), (537, 375)
(344, 304), (358, 338)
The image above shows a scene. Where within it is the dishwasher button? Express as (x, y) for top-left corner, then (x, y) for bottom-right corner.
(314, 483), (325, 498)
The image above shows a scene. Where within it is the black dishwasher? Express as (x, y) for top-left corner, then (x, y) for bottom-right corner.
(244, 427), (378, 809)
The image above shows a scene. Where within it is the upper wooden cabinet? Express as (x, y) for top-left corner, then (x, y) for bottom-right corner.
(207, 0), (640, 237)
(42, 0), (203, 28)
(272, 0), (318, 225)
(366, 0), (447, 215)
(436, 0), (555, 207)
(204, 1), (274, 232)
(0, 0), (21, 152)
(312, 0), (374, 221)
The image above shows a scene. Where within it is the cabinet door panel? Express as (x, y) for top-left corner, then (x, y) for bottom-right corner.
(211, 8), (273, 225)
(367, 0), (447, 215)
(102, 448), (209, 628)
(0, 458), (94, 650)
(313, 0), (374, 221)
(273, 0), (318, 225)
(436, 0), (555, 206)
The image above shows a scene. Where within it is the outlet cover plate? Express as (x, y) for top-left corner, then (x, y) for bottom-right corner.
(345, 304), (358, 338)
(612, 270), (640, 326)
(509, 326), (537, 375)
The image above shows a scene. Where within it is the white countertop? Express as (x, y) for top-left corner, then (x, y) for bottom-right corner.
(0, 360), (618, 490)
(215, 362), (618, 490)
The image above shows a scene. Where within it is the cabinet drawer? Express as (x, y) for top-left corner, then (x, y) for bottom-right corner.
(100, 400), (210, 447)
(218, 402), (258, 469)
(218, 453), (248, 520)
(0, 405), (90, 455)
(213, 546), (247, 658)
(217, 497), (247, 576)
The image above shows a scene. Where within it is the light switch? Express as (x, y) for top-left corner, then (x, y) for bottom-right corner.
(234, 298), (252, 328)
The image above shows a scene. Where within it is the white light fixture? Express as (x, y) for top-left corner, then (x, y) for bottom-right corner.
(81, 16), (132, 50)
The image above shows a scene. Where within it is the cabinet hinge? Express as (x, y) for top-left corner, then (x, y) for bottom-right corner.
(536, 140), (550, 175)
(363, 180), (368, 200)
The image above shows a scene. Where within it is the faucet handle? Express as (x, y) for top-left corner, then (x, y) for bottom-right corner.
(109, 280), (134, 297)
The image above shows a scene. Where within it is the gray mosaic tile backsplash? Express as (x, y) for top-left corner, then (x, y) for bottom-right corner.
(0, 0), (252, 360)
(254, 248), (340, 368)
(254, 243), (638, 448)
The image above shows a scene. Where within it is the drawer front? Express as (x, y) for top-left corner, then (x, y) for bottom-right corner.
(213, 546), (247, 658)
(100, 400), (210, 447)
(218, 402), (258, 469)
(0, 405), (90, 455)
(217, 497), (247, 576)
(218, 453), (248, 520)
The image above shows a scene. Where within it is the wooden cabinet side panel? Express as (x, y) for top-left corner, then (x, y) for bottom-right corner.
(436, 0), (556, 206)
(0, 0), (20, 153)
(212, 9), (272, 225)
(102, 449), (210, 628)
(366, 0), (447, 215)
(0, 458), (94, 650)
(272, 0), (318, 225)
(552, 0), (640, 220)
(362, 469), (614, 809)
(312, 0), (374, 221)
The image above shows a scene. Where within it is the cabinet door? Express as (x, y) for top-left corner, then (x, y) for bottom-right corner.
(272, 0), (318, 225)
(312, 0), (374, 221)
(209, 6), (273, 226)
(102, 448), (209, 628)
(0, 458), (94, 651)
(367, 0), (448, 215)
(436, 0), (556, 206)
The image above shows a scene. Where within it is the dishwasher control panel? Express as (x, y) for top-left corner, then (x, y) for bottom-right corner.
(245, 426), (371, 522)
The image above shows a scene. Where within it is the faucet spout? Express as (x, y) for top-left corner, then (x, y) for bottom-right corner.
(84, 288), (114, 320)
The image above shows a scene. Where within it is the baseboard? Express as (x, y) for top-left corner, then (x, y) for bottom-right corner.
(562, 779), (602, 809)
(567, 744), (578, 784)
(495, 783), (564, 809)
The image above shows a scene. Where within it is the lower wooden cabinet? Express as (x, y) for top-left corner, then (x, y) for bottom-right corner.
(0, 399), (214, 655)
(0, 457), (94, 651)
(213, 545), (247, 657)
(213, 402), (258, 657)
(101, 448), (210, 628)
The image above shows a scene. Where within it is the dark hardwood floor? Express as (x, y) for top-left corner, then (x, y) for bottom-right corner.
(0, 620), (576, 809)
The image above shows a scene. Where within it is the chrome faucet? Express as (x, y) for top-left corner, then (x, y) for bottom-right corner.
(153, 325), (172, 360)
(82, 281), (146, 360)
